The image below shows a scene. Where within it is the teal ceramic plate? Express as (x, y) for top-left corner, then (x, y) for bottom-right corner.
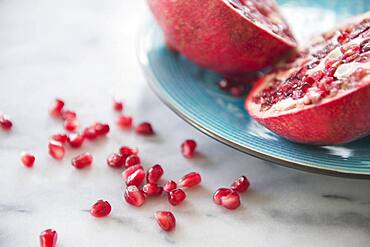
(138, 0), (370, 179)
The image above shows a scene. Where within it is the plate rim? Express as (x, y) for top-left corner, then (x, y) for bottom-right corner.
(137, 22), (370, 180)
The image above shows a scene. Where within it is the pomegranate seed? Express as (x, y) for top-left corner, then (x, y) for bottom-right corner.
(126, 169), (146, 186)
(181, 140), (197, 158)
(213, 188), (240, 210)
(49, 98), (64, 117)
(0, 114), (12, 130)
(61, 110), (77, 120)
(124, 185), (145, 207)
(135, 122), (154, 135)
(178, 172), (201, 188)
(146, 164), (164, 184)
(48, 141), (65, 160)
(116, 115), (133, 129)
(94, 123), (110, 136)
(63, 119), (79, 132)
(40, 229), (57, 247)
(125, 154), (141, 168)
(20, 152), (35, 168)
(83, 127), (97, 140)
(119, 146), (138, 159)
(231, 176), (250, 193)
(121, 164), (144, 181)
(113, 98), (124, 112)
(107, 153), (125, 169)
(142, 183), (163, 196)
(90, 200), (111, 218)
(68, 133), (84, 148)
(337, 33), (348, 43)
(163, 180), (177, 193)
(154, 211), (176, 232)
(71, 153), (93, 169)
(51, 133), (68, 144)
(168, 189), (186, 206)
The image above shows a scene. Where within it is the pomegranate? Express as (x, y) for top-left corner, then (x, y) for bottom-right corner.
(154, 211), (176, 232)
(148, 0), (296, 75)
(40, 229), (57, 247)
(20, 152), (35, 168)
(90, 200), (112, 218)
(246, 13), (370, 144)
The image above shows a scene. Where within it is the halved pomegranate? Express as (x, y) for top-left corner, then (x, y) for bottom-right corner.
(246, 13), (370, 145)
(148, 0), (296, 75)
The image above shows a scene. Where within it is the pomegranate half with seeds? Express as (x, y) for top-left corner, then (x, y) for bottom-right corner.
(246, 13), (370, 145)
(148, 0), (296, 75)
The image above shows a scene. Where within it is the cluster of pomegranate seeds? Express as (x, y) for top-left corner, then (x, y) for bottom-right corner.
(181, 139), (197, 159)
(71, 153), (93, 169)
(178, 172), (202, 188)
(40, 229), (57, 247)
(20, 152), (35, 168)
(154, 211), (176, 232)
(213, 176), (250, 210)
(48, 140), (65, 160)
(113, 98), (124, 112)
(90, 200), (112, 218)
(135, 122), (154, 135)
(117, 115), (133, 129)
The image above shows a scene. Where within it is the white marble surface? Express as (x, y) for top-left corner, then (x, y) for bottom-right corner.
(0, 0), (370, 246)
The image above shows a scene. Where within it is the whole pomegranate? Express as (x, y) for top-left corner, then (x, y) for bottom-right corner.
(246, 12), (370, 145)
(148, 0), (297, 75)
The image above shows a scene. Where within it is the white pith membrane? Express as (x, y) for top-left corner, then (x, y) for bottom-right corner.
(249, 14), (370, 117)
(224, 0), (296, 43)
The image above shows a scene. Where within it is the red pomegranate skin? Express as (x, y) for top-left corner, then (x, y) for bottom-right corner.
(147, 0), (296, 75)
(246, 78), (370, 145)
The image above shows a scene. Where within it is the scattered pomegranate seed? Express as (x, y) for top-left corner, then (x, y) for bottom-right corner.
(48, 141), (65, 160)
(68, 133), (84, 148)
(163, 180), (177, 193)
(213, 188), (240, 210)
(20, 152), (35, 168)
(90, 200), (111, 218)
(122, 165), (144, 180)
(119, 146), (138, 159)
(71, 153), (93, 169)
(178, 172), (201, 188)
(116, 115), (133, 129)
(146, 164), (164, 184)
(40, 229), (57, 247)
(113, 98), (124, 112)
(82, 127), (97, 140)
(154, 211), (176, 232)
(181, 140), (197, 158)
(125, 154), (141, 168)
(231, 176), (250, 193)
(135, 122), (154, 135)
(107, 153), (125, 168)
(126, 169), (146, 187)
(51, 133), (68, 144)
(49, 98), (64, 117)
(168, 189), (186, 206)
(63, 119), (79, 132)
(94, 123), (110, 136)
(142, 183), (163, 196)
(124, 185), (145, 207)
(0, 114), (12, 130)
(61, 110), (77, 120)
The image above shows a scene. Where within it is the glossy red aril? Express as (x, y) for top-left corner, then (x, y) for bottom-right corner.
(146, 164), (164, 184)
(135, 122), (154, 135)
(168, 189), (186, 206)
(124, 185), (145, 207)
(49, 98), (64, 117)
(68, 133), (84, 148)
(154, 211), (176, 232)
(142, 183), (163, 196)
(21, 152), (35, 168)
(40, 229), (57, 247)
(51, 133), (68, 144)
(0, 114), (12, 130)
(126, 169), (146, 186)
(113, 99), (124, 112)
(63, 119), (79, 132)
(213, 188), (232, 205)
(90, 200), (111, 218)
(106, 153), (125, 168)
(61, 110), (77, 120)
(83, 127), (97, 140)
(121, 165), (144, 181)
(94, 123), (110, 136)
(213, 188), (240, 210)
(71, 153), (93, 169)
(231, 176), (250, 193)
(48, 141), (65, 160)
(178, 172), (201, 188)
(163, 180), (177, 193)
(119, 146), (138, 159)
(117, 115), (133, 129)
(125, 154), (141, 168)
(181, 139), (197, 158)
